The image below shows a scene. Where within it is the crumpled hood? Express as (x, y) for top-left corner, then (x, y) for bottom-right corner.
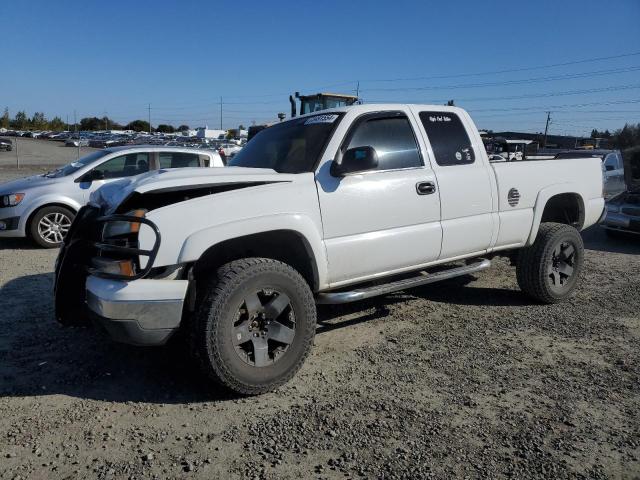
(0, 174), (60, 194)
(91, 166), (296, 211)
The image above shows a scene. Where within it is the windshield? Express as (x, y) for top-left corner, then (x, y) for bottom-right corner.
(229, 113), (342, 173)
(45, 150), (110, 178)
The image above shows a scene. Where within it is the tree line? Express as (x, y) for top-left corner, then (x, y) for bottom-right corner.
(0, 108), (190, 133)
(590, 125), (640, 150)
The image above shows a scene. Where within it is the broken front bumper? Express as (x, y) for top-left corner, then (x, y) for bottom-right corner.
(86, 276), (188, 346)
(54, 205), (187, 345)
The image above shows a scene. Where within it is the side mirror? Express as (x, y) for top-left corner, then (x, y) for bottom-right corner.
(331, 146), (378, 176)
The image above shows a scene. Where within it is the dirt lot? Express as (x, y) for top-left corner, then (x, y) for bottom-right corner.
(1, 166), (639, 480)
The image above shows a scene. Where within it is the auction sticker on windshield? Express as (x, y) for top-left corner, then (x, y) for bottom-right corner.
(304, 114), (339, 125)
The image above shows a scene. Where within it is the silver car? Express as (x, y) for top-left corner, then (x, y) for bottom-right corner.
(0, 146), (224, 248)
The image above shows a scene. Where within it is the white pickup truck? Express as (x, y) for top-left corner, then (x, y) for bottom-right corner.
(54, 105), (605, 395)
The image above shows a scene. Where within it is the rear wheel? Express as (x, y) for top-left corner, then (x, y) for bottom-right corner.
(29, 206), (75, 248)
(193, 258), (316, 395)
(516, 222), (584, 303)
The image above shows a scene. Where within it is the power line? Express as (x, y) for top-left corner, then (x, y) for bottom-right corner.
(110, 51), (640, 111)
(366, 83), (640, 105)
(469, 98), (640, 114)
(361, 51), (640, 83)
(360, 65), (640, 92)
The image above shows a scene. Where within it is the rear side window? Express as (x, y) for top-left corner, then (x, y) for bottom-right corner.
(159, 152), (200, 169)
(419, 112), (475, 166)
(345, 115), (422, 171)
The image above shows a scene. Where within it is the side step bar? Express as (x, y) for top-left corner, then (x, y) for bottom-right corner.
(316, 258), (491, 305)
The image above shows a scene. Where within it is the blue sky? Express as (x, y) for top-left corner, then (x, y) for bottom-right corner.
(1, 0), (639, 135)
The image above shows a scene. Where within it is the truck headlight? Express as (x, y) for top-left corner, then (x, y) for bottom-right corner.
(101, 209), (146, 239)
(1, 193), (25, 207)
(91, 209), (151, 279)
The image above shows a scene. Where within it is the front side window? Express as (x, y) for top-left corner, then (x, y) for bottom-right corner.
(345, 115), (422, 171)
(419, 112), (475, 166)
(159, 152), (200, 169)
(94, 153), (150, 179)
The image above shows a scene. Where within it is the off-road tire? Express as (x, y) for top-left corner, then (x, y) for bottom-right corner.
(193, 258), (316, 395)
(29, 205), (75, 248)
(516, 222), (584, 304)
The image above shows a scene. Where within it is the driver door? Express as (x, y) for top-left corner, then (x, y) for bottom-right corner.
(315, 111), (442, 286)
(79, 152), (151, 201)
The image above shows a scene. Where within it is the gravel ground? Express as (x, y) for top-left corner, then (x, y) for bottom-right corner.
(0, 137), (97, 167)
(1, 167), (639, 480)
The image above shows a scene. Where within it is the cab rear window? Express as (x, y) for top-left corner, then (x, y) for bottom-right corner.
(419, 112), (475, 166)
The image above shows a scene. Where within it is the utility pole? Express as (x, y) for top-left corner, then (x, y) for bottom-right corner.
(356, 81), (360, 99)
(104, 111), (108, 131)
(542, 111), (551, 148)
(66, 114), (69, 132)
(220, 97), (223, 130)
(147, 103), (151, 134)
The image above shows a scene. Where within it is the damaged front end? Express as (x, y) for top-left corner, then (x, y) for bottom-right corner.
(54, 205), (161, 325)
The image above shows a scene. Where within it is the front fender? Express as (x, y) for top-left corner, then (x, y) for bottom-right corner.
(526, 183), (586, 246)
(18, 195), (83, 233)
(177, 213), (329, 290)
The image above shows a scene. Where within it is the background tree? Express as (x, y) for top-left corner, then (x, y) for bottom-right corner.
(10, 111), (28, 129)
(0, 108), (9, 129)
(126, 120), (151, 132)
(156, 124), (175, 133)
(177, 124), (190, 131)
(30, 112), (48, 130)
(49, 116), (66, 131)
(80, 117), (102, 130)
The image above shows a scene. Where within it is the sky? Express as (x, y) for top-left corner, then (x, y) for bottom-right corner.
(1, 0), (639, 136)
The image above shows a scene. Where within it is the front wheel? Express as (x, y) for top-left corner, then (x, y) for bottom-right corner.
(193, 258), (317, 395)
(29, 206), (75, 248)
(516, 222), (584, 303)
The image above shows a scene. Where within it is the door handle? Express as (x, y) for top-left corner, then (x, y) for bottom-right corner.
(416, 181), (436, 195)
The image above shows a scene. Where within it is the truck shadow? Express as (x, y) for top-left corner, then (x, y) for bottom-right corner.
(0, 271), (529, 404)
(408, 275), (533, 307)
(0, 272), (237, 404)
(0, 238), (42, 251)
(581, 225), (640, 255)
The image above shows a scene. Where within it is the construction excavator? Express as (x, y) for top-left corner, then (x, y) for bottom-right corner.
(288, 91), (359, 117)
(247, 92), (359, 141)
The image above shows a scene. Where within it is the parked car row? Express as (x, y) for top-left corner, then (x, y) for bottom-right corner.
(0, 129), (246, 161)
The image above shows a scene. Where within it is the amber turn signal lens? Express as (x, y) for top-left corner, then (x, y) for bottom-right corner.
(118, 260), (135, 277)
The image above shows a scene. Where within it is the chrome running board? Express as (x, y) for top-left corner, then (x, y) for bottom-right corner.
(316, 258), (491, 305)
